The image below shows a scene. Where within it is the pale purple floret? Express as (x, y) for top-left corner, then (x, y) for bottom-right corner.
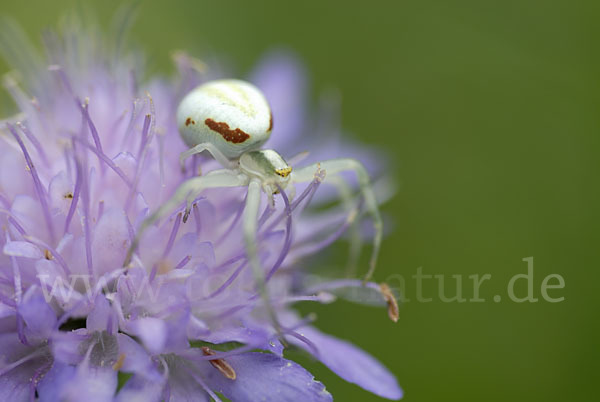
(0, 17), (401, 402)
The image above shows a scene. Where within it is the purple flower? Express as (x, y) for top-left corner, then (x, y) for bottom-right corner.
(0, 15), (402, 402)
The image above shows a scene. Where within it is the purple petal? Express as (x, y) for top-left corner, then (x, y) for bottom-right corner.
(36, 361), (76, 402)
(0, 366), (29, 402)
(11, 195), (45, 240)
(164, 356), (211, 402)
(0, 303), (13, 319)
(60, 366), (118, 402)
(186, 315), (209, 339)
(91, 208), (130, 277)
(115, 334), (161, 381)
(87, 294), (117, 334)
(115, 375), (165, 402)
(199, 352), (332, 402)
(130, 317), (167, 354)
(112, 152), (138, 179)
(292, 326), (403, 400)
(3, 241), (43, 259)
(52, 330), (89, 365)
(48, 171), (74, 216)
(169, 234), (215, 271)
(0, 149), (32, 198)
(17, 288), (57, 340)
(162, 310), (192, 354)
(0, 335), (51, 402)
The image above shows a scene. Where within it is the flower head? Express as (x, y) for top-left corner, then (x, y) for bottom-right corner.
(0, 15), (402, 401)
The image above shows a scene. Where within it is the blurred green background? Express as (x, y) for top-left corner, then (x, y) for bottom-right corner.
(1, 0), (598, 401)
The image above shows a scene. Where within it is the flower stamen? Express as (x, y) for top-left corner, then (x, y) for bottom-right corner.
(80, 101), (106, 174)
(201, 346), (236, 380)
(7, 123), (56, 243)
(163, 213), (182, 258)
(379, 283), (399, 322)
(112, 353), (126, 371)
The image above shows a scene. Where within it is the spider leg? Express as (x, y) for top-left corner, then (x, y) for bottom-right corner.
(290, 158), (383, 283)
(287, 150), (310, 166)
(243, 179), (282, 335)
(263, 184), (276, 208)
(179, 142), (237, 173)
(124, 169), (248, 266)
(287, 185), (296, 202)
(327, 175), (363, 278)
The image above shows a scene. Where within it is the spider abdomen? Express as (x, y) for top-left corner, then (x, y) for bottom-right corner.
(177, 79), (272, 159)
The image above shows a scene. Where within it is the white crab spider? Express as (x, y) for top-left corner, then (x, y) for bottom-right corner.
(127, 79), (382, 324)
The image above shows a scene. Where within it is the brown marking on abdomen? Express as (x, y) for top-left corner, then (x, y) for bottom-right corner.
(268, 112), (273, 132)
(205, 118), (250, 144)
(185, 117), (196, 126)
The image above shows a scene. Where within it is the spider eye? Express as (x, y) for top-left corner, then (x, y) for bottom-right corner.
(275, 167), (292, 178)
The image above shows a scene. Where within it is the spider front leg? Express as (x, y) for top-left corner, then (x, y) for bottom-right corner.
(179, 142), (238, 173)
(290, 158), (383, 282)
(124, 169), (248, 266)
(243, 178), (282, 334)
(327, 175), (363, 278)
